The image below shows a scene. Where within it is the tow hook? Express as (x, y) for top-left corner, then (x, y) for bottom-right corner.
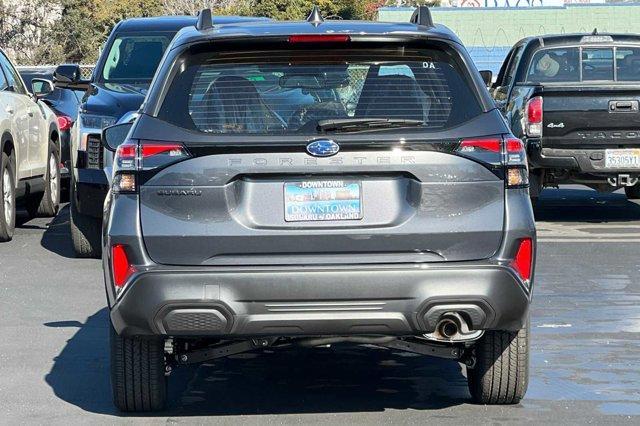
(608, 174), (638, 187)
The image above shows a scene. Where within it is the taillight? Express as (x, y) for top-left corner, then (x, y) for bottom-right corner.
(504, 137), (528, 188)
(525, 96), (543, 137)
(57, 115), (73, 131)
(459, 138), (501, 153)
(457, 136), (529, 188)
(511, 238), (533, 283)
(288, 34), (350, 43)
(112, 140), (190, 193)
(111, 244), (136, 289)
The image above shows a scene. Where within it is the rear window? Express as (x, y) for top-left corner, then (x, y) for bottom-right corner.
(101, 33), (174, 83)
(527, 45), (640, 83)
(157, 47), (483, 135)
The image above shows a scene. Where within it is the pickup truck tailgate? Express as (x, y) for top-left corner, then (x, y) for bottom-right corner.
(541, 85), (640, 149)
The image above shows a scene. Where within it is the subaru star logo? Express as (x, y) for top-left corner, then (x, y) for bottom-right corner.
(306, 139), (340, 157)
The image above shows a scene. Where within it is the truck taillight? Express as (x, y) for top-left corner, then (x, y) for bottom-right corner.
(525, 96), (543, 137)
(112, 140), (190, 193)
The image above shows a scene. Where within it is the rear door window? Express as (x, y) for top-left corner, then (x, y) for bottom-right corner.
(527, 47), (580, 83)
(582, 48), (614, 81)
(616, 47), (640, 81)
(527, 45), (640, 83)
(158, 47), (483, 135)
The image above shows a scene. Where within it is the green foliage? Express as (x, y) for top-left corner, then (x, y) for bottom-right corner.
(55, 0), (163, 63)
(226, 0), (385, 21)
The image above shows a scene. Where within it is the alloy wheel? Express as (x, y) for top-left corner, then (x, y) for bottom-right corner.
(49, 154), (59, 203)
(2, 167), (13, 226)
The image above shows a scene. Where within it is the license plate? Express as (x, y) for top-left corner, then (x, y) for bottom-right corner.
(605, 149), (640, 169)
(284, 180), (362, 222)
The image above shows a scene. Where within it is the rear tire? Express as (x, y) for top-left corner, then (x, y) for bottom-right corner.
(110, 324), (167, 412)
(0, 151), (16, 242)
(70, 181), (102, 258)
(625, 185), (640, 200)
(27, 150), (60, 217)
(467, 323), (529, 405)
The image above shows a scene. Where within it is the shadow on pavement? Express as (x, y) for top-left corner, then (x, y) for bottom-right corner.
(45, 309), (468, 417)
(40, 204), (77, 258)
(44, 309), (115, 416)
(534, 187), (640, 222)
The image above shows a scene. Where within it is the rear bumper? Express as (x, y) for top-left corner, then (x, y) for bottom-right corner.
(528, 139), (640, 175)
(110, 263), (531, 338)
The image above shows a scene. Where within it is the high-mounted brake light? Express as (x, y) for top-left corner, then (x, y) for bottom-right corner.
(288, 34), (351, 43)
(111, 244), (136, 288)
(511, 238), (533, 283)
(525, 96), (543, 137)
(57, 115), (73, 131)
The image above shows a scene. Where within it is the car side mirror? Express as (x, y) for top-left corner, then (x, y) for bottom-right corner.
(53, 64), (90, 90)
(31, 78), (54, 100)
(102, 122), (133, 152)
(480, 70), (493, 87)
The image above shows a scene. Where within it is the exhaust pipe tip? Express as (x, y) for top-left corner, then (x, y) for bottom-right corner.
(436, 318), (460, 339)
(424, 311), (483, 342)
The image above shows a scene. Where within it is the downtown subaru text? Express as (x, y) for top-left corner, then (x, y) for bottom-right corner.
(102, 7), (536, 412)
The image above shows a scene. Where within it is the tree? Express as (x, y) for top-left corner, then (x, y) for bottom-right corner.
(0, 0), (64, 64)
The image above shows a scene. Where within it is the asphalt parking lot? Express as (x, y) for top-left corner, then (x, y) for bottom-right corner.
(0, 186), (639, 424)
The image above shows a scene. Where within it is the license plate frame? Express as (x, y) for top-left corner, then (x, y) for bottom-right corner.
(605, 149), (640, 169)
(284, 180), (363, 222)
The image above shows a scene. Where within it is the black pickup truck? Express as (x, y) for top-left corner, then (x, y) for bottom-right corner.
(491, 33), (640, 201)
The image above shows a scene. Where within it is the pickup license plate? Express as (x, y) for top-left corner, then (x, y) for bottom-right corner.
(284, 180), (362, 222)
(605, 149), (640, 169)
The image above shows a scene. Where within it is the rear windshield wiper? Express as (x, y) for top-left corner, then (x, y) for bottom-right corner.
(317, 118), (424, 133)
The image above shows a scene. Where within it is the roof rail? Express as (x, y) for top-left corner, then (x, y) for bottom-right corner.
(410, 6), (433, 28)
(196, 8), (213, 31)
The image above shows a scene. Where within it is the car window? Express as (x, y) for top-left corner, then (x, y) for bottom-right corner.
(0, 67), (7, 91)
(582, 48), (614, 81)
(495, 47), (516, 87)
(616, 47), (640, 81)
(101, 33), (174, 83)
(526, 47), (580, 83)
(502, 45), (524, 87)
(158, 47), (483, 135)
(0, 53), (27, 94)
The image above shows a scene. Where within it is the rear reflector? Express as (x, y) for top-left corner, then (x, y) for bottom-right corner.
(288, 34), (351, 43)
(111, 245), (136, 288)
(511, 238), (533, 282)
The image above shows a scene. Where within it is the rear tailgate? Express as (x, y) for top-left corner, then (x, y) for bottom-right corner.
(134, 41), (510, 266)
(541, 85), (640, 149)
(138, 136), (506, 266)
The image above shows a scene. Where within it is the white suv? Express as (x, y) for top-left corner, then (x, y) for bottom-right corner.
(0, 50), (61, 241)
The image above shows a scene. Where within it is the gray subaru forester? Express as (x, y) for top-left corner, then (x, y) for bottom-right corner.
(101, 8), (536, 411)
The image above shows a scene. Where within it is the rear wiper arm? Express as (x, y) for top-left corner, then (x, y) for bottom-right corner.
(317, 118), (424, 132)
